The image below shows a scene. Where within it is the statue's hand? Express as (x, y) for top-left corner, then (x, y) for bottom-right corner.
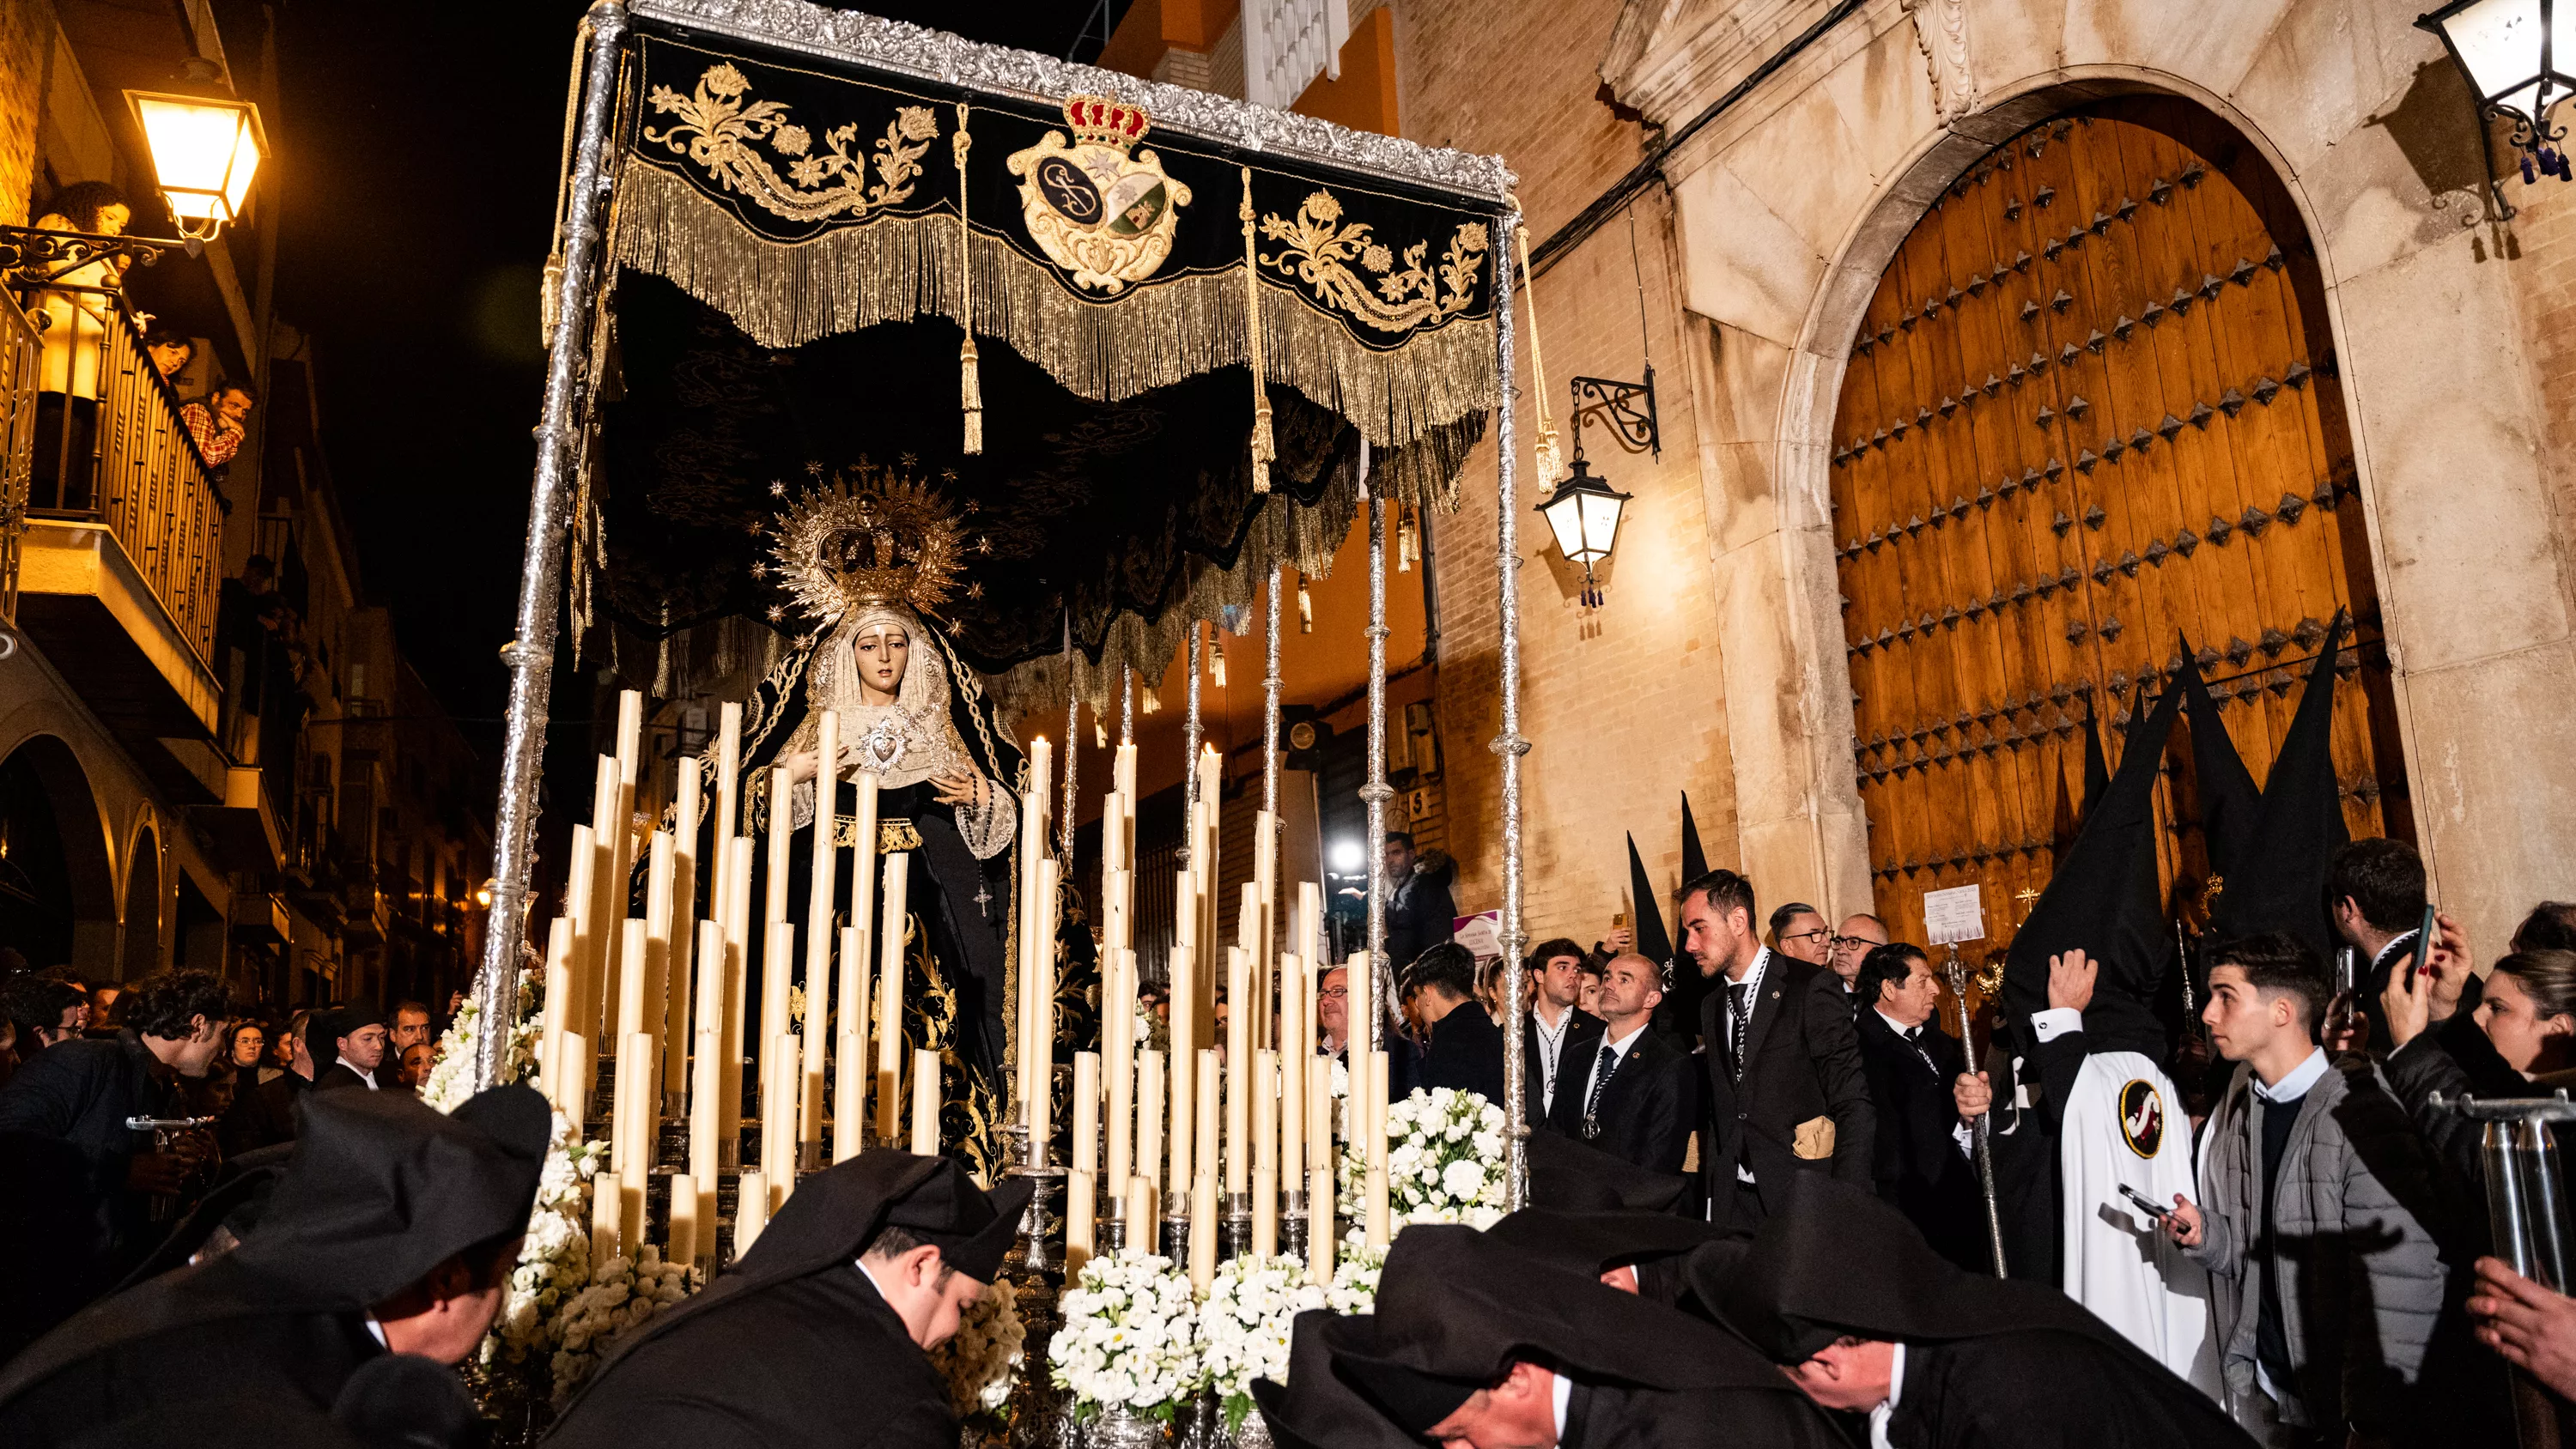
(782, 749), (819, 785)
(931, 768), (986, 810)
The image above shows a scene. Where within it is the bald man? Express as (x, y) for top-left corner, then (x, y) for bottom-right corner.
(1829, 914), (1890, 997)
(1571, 954), (1695, 1173)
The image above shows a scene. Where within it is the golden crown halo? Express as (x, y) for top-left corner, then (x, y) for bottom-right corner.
(769, 461), (967, 623)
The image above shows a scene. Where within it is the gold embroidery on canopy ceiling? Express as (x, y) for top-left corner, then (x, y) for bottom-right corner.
(644, 62), (940, 225)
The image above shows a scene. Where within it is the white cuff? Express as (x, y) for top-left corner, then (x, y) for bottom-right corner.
(1952, 1122), (1975, 1159)
(2028, 1008), (2082, 1043)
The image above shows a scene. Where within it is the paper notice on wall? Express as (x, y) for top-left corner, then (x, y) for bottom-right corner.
(1453, 910), (1502, 964)
(1921, 885), (1985, 946)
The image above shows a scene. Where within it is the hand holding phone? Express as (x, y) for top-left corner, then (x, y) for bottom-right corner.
(2119, 1183), (2172, 1221)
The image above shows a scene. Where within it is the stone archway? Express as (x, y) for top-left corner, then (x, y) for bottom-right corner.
(0, 736), (118, 974)
(121, 824), (162, 980)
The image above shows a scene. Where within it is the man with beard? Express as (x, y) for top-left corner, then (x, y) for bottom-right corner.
(0, 1083), (550, 1449)
(545, 1149), (1033, 1449)
(1693, 1174), (2251, 1449)
(1296, 1224), (1840, 1448)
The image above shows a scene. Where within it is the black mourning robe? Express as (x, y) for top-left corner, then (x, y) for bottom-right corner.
(1889, 1331), (2248, 1449)
(1563, 1377), (1836, 1449)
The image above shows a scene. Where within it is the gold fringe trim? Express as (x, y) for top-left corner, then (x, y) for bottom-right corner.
(1241, 167), (1273, 494)
(1513, 209), (1564, 488)
(611, 154), (1500, 451)
(956, 104), (982, 455)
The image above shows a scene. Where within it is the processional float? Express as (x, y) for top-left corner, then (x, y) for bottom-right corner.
(472, 0), (1542, 1314)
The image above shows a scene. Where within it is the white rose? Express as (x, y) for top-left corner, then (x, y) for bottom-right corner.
(1442, 1160), (1485, 1200)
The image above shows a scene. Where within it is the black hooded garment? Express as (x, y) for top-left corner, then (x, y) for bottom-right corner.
(0, 1084), (551, 1449)
(1524, 1127), (1692, 1215)
(1692, 1175), (2250, 1449)
(1482, 1206), (1733, 1312)
(544, 1149), (1031, 1449)
(1311, 1225), (1843, 1449)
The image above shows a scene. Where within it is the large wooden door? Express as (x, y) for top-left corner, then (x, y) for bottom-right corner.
(1829, 98), (2409, 955)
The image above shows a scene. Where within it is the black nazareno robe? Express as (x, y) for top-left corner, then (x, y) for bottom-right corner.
(546, 1150), (1031, 1449)
(0, 1086), (548, 1449)
(1692, 1173), (2251, 1449)
(1286, 1225), (1843, 1449)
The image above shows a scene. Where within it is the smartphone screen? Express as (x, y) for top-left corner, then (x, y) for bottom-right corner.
(2120, 1184), (2171, 1220)
(2417, 902), (2439, 977)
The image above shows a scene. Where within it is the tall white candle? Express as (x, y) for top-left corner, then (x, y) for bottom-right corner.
(1190, 1172), (1218, 1290)
(1029, 857), (1060, 1155)
(667, 759), (701, 1100)
(1195, 1048), (1220, 1185)
(1252, 1165), (1277, 1258)
(1066, 1167), (1095, 1272)
(1225, 947), (1249, 1193)
(876, 852), (910, 1139)
(1136, 1048), (1165, 1196)
(801, 712), (841, 1148)
(765, 766), (793, 925)
(669, 1172), (699, 1268)
(1072, 1050), (1100, 1179)
(733, 1169), (768, 1258)
(910, 1046), (940, 1155)
(1169, 943), (1194, 1198)
(842, 772), (880, 1117)
(591, 1170), (622, 1273)
(1308, 1161), (1334, 1283)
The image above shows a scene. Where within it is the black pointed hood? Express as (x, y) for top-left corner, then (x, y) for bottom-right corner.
(1251, 1310), (1423, 1449)
(1680, 793), (1708, 883)
(1484, 1207), (1731, 1308)
(1626, 833), (1674, 967)
(1527, 1127), (1690, 1213)
(2175, 640), (2262, 880)
(2002, 682), (2178, 1058)
(2209, 613), (2350, 967)
(1691, 1173), (2121, 1362)
(2082, 691), (2112, 819)
(559, 1149), (1030, 1415)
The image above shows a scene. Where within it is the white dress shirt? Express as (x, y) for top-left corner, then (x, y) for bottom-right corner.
(1581, 1020), (1651, 1115)
(1551, 1366), (1572, 1446)
(1532, 1001), (1574, 1113)
(1868, 1342), (1909, 1449)
(1726, 948), (1771, 1184)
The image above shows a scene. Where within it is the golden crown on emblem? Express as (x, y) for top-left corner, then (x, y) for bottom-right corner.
(1061, 94), (1151, 150)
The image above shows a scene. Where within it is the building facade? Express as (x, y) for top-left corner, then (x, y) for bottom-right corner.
(0, 0), (487, 1011)
(1103, 0), (2573, 965)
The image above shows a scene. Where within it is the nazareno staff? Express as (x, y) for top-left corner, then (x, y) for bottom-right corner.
(1692, 1173), (2253, 1449)
(544, 1149), (1032, 1449)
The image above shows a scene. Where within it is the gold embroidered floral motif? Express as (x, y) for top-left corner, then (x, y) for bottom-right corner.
(1258, 191), (1488, 335)
(645, 63), (939, 225)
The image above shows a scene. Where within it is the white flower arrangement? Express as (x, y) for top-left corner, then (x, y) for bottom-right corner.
(930, 1275), (1027, 1421)
(1340, 1088), (1508, 1233)
(547, 1244), (701, 1402)
(421, 967), (540, 1113)
(1048, 1250), (1204, 1422)
(1324, 1243), (1385, 1315)
(1200, 1254), (1325, 1434)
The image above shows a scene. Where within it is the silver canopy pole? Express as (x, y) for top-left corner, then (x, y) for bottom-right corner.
(475, 1), (629, 1088)
(1491, 211), (1531, 1210)
(1363, 449), (1391, 1052)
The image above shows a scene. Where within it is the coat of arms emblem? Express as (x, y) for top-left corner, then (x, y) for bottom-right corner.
(1005, 95), (1190, 294)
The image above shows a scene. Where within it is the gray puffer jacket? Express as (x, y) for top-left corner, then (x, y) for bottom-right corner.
(2189, 1055), (2448, 1438)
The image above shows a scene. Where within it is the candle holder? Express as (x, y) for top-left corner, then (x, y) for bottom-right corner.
(1002, 1126), (1072, 1449)
(1221, 1192), (1252, 1262)
(1099, 1194), (1127, 1253)
(1282, 1191), (1309, 1262)
(1162, 1211), (1192, 1265)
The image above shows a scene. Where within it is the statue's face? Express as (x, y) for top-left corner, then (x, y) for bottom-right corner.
(855, 625), (910, 698)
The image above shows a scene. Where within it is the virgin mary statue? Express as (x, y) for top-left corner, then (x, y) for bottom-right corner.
(722, 470), (1026, 1179)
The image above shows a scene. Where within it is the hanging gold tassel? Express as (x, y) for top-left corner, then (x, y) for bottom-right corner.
(1241, 167), (1273, 494)
(1512, 198), (1563, 487)
(957, 104), (983, 454)
(1297, 574), (1314, 634)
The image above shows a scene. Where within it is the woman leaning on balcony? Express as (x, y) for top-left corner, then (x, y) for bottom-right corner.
(25, 181), (132, 513)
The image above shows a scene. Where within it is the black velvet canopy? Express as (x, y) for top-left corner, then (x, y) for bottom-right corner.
(587, 21), (1507, 694)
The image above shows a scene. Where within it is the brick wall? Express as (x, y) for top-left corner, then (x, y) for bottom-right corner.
(1391, 0), (1741, 949)
(0, 0), (52, 225)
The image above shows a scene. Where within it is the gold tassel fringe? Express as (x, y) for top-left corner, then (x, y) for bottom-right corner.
(611, 155), (1499, 452)
(1512, 209), (1565, 488)
(1242, 167), (1273, 494)
(955, 104), (981, 455)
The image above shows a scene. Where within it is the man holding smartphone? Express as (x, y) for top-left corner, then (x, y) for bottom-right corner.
(2160, 933), (2444, 1446)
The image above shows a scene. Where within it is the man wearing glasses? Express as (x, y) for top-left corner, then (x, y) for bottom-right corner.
(1770, 905), (1835, 967)
(1827, 914), (1891, 998)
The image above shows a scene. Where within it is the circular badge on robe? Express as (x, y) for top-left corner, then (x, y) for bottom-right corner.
(2117, 1078), (2166, 1159)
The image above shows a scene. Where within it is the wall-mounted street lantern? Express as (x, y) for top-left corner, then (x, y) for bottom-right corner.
(125, 90), (269, 239)
(2419, 0), (2576, 206)
(1535, 453), (1631, 609)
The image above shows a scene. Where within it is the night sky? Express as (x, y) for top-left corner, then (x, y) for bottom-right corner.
(270, 2), (1119, 749)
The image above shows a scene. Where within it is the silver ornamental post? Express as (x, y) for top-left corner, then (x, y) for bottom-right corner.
(1490, 213), (1531, 1210)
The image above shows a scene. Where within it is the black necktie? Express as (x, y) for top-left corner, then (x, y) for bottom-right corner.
(1586, 1042), (1619, 1121)
(1728, 983), (1753, 1082)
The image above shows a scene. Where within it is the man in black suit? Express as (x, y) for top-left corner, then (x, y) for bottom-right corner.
(1681, 870), (1873, 1230)
(1850, 943), (1983, 1269)
(1381, 833), (1456, 977)
(1522, 936), (1605, 1137)
(1571, 954), (1694, 1174)
(312, 1006), (388, 1093)
(1400, 943), (1503, 1102)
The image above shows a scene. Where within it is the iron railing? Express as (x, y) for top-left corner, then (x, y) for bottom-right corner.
(21, 282), (221, 664)
(0, 288), (41, 625)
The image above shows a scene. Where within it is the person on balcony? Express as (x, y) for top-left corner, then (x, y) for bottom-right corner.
(25, 181), (131, 514)
(179, 379), (254, 469)
(141, 323), (193, 382)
